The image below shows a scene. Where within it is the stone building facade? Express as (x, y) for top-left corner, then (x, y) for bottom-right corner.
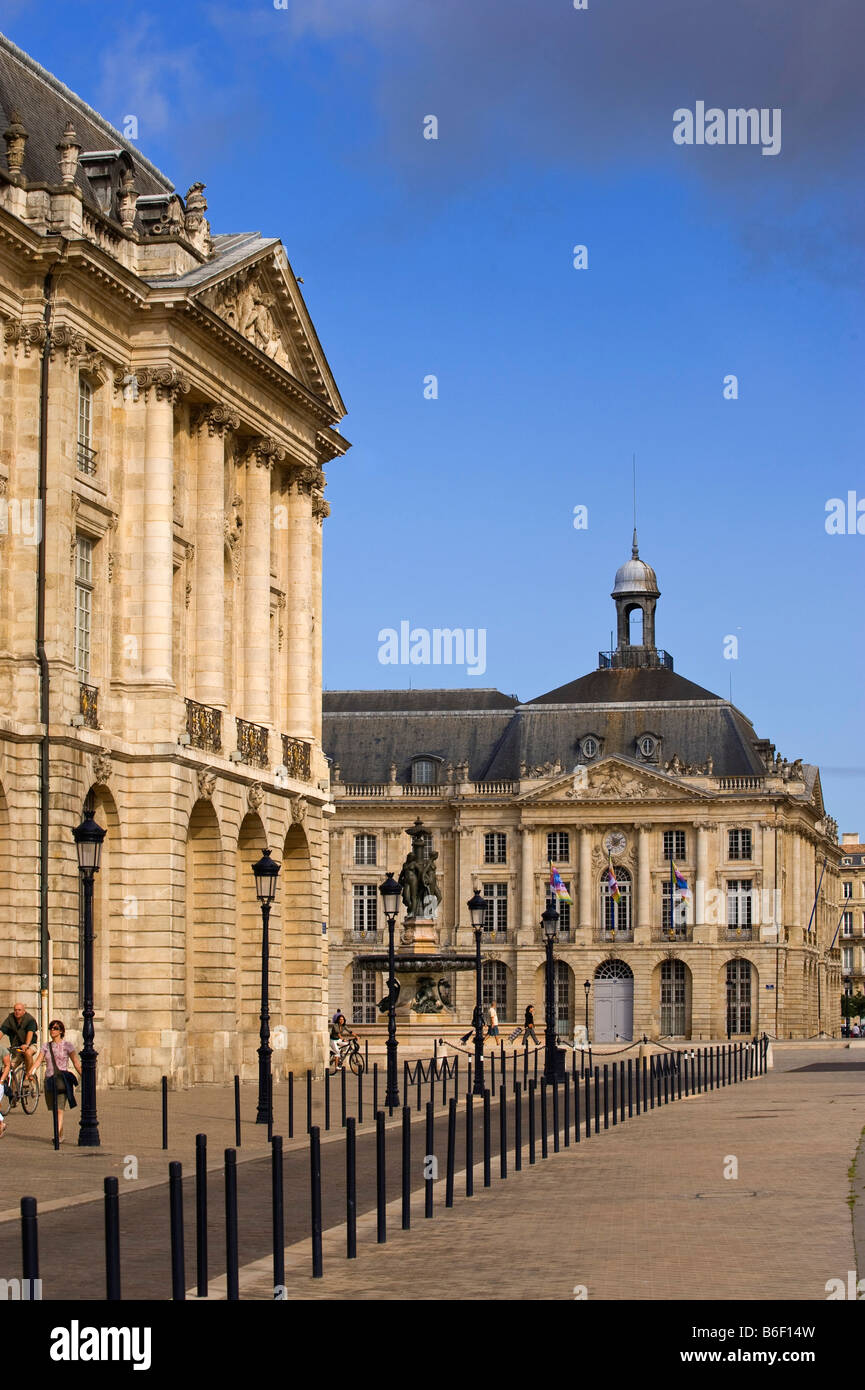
(324, 542), (842, 1041)
(0, 36), (348, 1083)
(839, 833), (865, 1000)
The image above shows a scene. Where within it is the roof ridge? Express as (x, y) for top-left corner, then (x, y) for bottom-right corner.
(0, 29), (173, 190)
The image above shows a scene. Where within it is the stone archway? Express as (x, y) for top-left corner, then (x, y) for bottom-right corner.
(185, 799), (231, 1082)
(282, 821), (323, 1071)
(235, 812), (267, 1078)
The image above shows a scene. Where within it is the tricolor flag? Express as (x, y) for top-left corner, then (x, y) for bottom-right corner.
(672, 861), (692, 901)
(549, 864), (572, 903)
(607, 852), (621, 903)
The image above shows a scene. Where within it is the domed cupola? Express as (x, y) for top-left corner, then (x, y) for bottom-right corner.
(606, 530), (671, 670)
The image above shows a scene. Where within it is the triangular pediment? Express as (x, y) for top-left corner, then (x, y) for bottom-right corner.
(518, 754), (712, 804)
(193, 241), (345, 416)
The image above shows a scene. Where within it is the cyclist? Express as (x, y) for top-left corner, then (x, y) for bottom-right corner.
(0, 1002), (39, 1079)
(329, 1011), (356, 1068)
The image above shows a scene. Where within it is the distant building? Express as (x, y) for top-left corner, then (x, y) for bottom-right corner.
(0, 34), (348, 1082)
(324, 539), (842, 1041)
(839, 833), (865, 1000)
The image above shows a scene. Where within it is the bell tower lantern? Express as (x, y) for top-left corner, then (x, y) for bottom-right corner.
(604, 531), (672, 670)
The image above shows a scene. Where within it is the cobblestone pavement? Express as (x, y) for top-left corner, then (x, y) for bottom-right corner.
(230, 1045), (865, 1301)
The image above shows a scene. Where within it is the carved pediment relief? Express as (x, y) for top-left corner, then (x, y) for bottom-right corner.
(519, 755), (711, 804)
(198, 265), (300, 377)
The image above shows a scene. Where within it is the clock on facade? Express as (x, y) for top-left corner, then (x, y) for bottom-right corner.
(603, 831), (627, 855)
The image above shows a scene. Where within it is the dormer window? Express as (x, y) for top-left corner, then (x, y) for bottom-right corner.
(637, 732), (661, 762)
(578, 734), (601, 761)
(412, 757), (438, 785)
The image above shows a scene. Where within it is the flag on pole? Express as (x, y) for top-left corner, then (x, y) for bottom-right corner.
(672, 861), (692, 901)
(607, 852), (621, 903)
(549, 864), (572, 903)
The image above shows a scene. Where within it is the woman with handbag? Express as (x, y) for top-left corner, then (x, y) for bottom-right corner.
(36, 1020), (81, 1143)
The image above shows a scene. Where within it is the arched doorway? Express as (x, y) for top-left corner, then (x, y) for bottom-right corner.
(593, 958), (634, 1041)
(726, 958), (753, 1036)
(659, 958), (689, 1037)
(282, 822), (321, 1071)
(185, 799), (231, 1082)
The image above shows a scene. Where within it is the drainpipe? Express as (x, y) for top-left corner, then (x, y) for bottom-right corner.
(36, 243), (65, 1032)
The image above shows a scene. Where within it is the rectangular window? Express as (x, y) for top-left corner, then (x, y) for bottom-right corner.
(663, 830), (686, 861)
(352, 965), (378, 1026)
(727, 879), (753, 928)
(482, 882), (508, 933)
(354, 834), (377, 866)
(843, 912), (853, 936)
(728, 828), (752, 861)
(484, 832), (507, 864)
(556, 887), (571, 931)
(77, 377), (97, 474)
(352, 884), (377, 934)
(74, 535), (93, 681)
(844, 882), (853, 899)
(547, 831), (570, 862)
(662, 880), (688, 934)
(843, 947), (853, 973)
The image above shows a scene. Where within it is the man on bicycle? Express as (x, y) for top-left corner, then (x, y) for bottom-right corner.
(0, 1003), (38, 1079)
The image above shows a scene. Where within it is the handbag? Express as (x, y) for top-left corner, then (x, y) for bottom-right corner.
(47, 1041), (78, 1109)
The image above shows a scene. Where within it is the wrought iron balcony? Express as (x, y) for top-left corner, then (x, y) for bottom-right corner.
(350, 930), (383, 945)
(480, 928), (511, 945)
(79, 682), (99, 729)
(236, 717), (269, 769)
(186, 699), (222, 754)
(653, 924), (694, 943)
(725, 926), (754, 941)
(77, 440), (98, 475)
(593, 926), (634, 943)
(281, 734), (310, 782)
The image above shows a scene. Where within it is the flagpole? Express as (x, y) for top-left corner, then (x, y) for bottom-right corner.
(670, 852), (675, 939)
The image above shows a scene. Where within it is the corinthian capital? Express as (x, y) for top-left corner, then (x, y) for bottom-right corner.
(312, 493), (330, 522)
(245, 435), (286, 468)
(194, 403), (241, 437)
(138, 366), (191, 403)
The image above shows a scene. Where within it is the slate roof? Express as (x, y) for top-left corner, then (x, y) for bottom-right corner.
(143, 233), (279, 289)
(0, 31), (171, 207)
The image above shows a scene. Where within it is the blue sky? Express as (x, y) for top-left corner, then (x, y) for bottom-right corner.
(5, 0), (864, 831)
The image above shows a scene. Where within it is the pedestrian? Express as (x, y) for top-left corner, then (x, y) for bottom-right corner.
(852, 1022), (861, 1038)
(487, 1002), (500, 1047)
(36, 1021), (81, 1142)
(523, 1003), (540, 1048)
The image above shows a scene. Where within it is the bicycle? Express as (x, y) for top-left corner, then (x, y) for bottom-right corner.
(0, 1051), (40, 1116)
(328, 1035), (365, 1075)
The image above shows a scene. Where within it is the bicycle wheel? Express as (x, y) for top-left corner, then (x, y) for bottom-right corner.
(349, 1048), (364, 1075)
(21, 1072), (39, 1114)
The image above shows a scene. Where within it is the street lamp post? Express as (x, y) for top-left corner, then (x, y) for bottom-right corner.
(72, 810), (106, 1147)
(252, 849), (280, 1126)
(542, 897), (566, 1082)
(583, 978), (591, 1038)
(467, 889), (487, 1097)
(379, 872), (402, 1108)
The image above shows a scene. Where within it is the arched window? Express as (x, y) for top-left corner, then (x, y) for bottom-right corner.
(726, 959), (752, 1035)
(482, 960), (509, 1019)
(600, 865), (632, 936)
(594, 959), (634, 980)
(412, 758), (437, 785)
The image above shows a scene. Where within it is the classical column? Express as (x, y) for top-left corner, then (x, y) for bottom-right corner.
(792, 829), (802, 932)
(521, 826), (535, 930)
(637, 824), (652, 937)
(140, 368), (188, 681)
(285, 462), (316, 738)
(194, 406), (238, 708)
(243, 437), (283, 726)
(760, 821), (778, 942)
(311, 483), (329, 745)
(455, 827), (475, 946)
(578, 825), (593, 933)
(695, 822), (710, 932)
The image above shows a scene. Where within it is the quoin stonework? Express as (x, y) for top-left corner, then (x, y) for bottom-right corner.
(325, 536), (842, 1041)
(0, 34), (349, 1083)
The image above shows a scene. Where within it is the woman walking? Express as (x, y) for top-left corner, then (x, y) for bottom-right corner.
(36, 1021), (81, 1142)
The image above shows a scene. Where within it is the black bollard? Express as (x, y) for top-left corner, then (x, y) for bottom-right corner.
(483, 1088), (492, 1187)
(358, 1062), (363, 1125)
(341, 1065), (347, 1125)
(677, 1055), (682, 1101)
(574, 1072), (581, 1144)
(20, 1196), (38, 1297)
(563, 1072), (570, 1148)
(195, 1133), (207, 1299)
(169, 1161), (186, 1301)
(603, 1065), (609, 1130)
(649, 1056), (655, 1110)
(224, 1150), (239, 1301)
(465, 1092), (474, 1197)
(523, 1044), (529, 1089)
(365, 1039), (369, 1071)
(642, 1055), (648, 1110)
(663, 1055), (669, 1105)
(306, 1068), (312, 1133)
(346, 1117), (357, 1259)
(446, 1096), (457, 1207)
(594, 1067), (600, 1134)
(416, 1063), (422, 1113)
(104, 1177), (121, 1300)
(552, 1077), (560, 1152)
(271, 1135), (285, 1297)
(373, 1061), (379, 1116)
(310, 1127), (323, 1276)
(500, 1084), (508, 1177)
(324, 1067), (331, 1131)
(234, 1075), (241, 1148)
(162, 1075), (168, 1150)
(425, 1101), (435, 1218)
(288, 1071), (294, 1139)
(621, 1061), (626, 1121)
(540, 1077), (549, 1158)
(612, 1064), (617, 1126)
(376, 1110), (386, 1244)
(628, 1058), (633, 1118)
(585, 1071), (591, 1138)
(515, 1081), (523, 1170)
(529, 1079), (537, 1163)
(402, 1106), (411, 1230)
(490, 1052), (495, 1094)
